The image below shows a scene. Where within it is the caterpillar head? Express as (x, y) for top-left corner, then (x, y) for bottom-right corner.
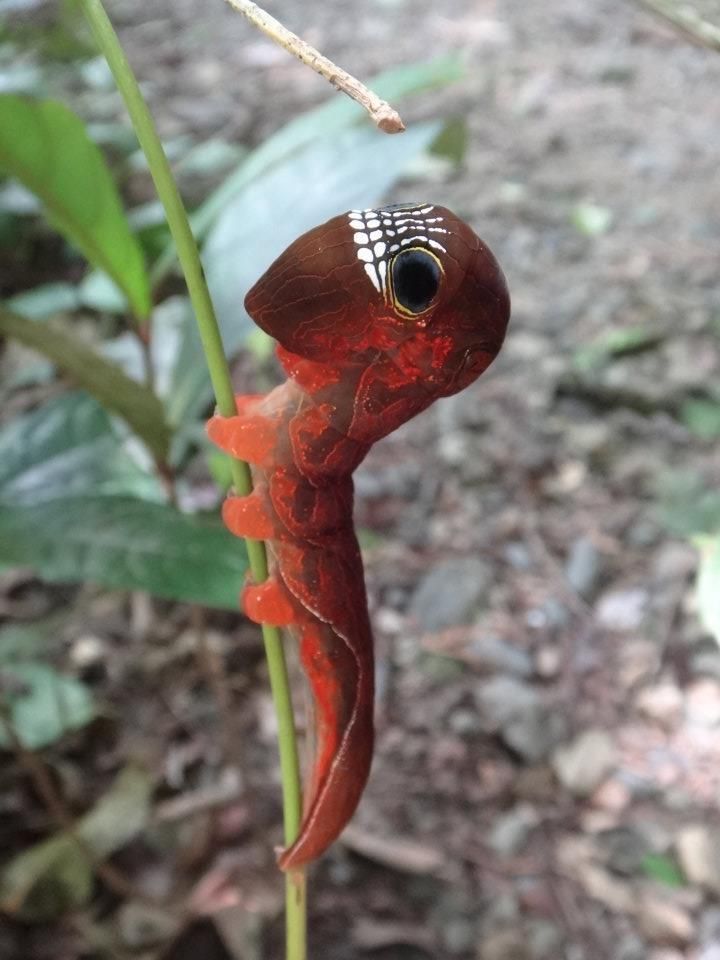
(245, 204), (510, 395)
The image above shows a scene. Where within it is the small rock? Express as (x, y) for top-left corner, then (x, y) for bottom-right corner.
(503, 709), (568, 764)
(69, 634), (107, 670)
(690, 649), (720, 680)
(619, 639), (661, 688)
(526, 920), (563, 959)
(685, 680), (720, 728)
(534, 645), (562, 679)
(615, 933), (649, 960)
(596, 588), (648, 631)
(552, 729), (617, 796)
(475, 677), (540, 732)
(652, 541), (697, 581)
(478, 929), (530, 960)
(504, 541), (532, 570)
(699, 906), (720, 944)
(409, 558), (492, 632)
(488, 804), (538, 856)
(676, 825), (720, 895)
(635, 682), (684, 728)
(638, 889), (694, 945)
(565, 536), (601, 597)
(599, 825), (648, 876)
(590, 777), (631, 812)
(442, 917), (476, 955)
(467, 635), (534, 677)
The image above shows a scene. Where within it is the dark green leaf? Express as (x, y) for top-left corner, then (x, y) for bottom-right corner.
(655, 471), (720, 537)
(0, 496), (247, 609)
(0, 663), (95, 750)
(8, 283), (81, 319)
(640, 853), (685, 888)
(0, 308), (172, 462)
(0, 95), (150, 319)
(682, 399), (720, 440)
(429, 117), (469, 166)
(0, 392), (162, 505)
(0, 765), (152, 921)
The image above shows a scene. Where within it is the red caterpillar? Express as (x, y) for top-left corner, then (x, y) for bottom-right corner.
(207, 203), (509, 871)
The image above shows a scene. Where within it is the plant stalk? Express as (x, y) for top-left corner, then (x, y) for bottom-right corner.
(77, 0), (306, 954)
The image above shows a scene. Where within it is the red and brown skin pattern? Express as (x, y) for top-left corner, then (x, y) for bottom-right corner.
(207, 203), (510, 871)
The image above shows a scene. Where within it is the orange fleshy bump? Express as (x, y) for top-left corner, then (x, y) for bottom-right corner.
(242, 578), (296, 627)
(222, 494), (274, 540)
(233, 394), (264, 416)
(206, 414), (278, 465)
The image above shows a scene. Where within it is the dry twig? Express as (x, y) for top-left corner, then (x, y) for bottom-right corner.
(223, 0), (406, 132)
(638, 0), (720, 51)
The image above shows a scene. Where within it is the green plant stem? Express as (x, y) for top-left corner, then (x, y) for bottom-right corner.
(77, 0), (306, 954)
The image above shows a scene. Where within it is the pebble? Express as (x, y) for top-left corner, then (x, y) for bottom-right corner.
(565, 536), (601, 597)
(409, 557), (492, 632)
(552, 729), (617, 796)
(676, 825), (720, 896)
(685, 680), (720, 728)
(466, 635), (533, 678)
(488, 804), (539, 856)
(596, 587), (648, 631)
(635, 682), (684, 728)
(478, 929), (530, 960)
(638, 889), (694, 945)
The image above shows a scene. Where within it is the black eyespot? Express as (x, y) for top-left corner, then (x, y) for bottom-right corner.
(391, 249), (442, 315)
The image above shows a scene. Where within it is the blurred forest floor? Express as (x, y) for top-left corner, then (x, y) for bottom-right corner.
(2, 0), (720, 958)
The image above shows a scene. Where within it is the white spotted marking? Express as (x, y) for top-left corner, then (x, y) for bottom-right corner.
(348, 204), (446, 298)
(364, 262), (380, 291)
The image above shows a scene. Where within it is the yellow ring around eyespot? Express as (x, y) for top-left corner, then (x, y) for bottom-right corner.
(387, 246), (445, 319)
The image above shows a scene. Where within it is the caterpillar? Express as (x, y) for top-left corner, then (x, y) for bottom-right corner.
(207, 203), (510, 871)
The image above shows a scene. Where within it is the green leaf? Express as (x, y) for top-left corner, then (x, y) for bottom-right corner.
(429, 117), (469, 166)
(0, 663), (95, 749)
(0, 620), (62, 665)
(0, 764), (152, 921)
(696, 536), (720, 644)
(640, 853), (685, 888)
(573, 325), (665, 373)
(0, 95), (150, 320)
(655, 471), (720, 537)
(0, 308), (172, 462)
(8, 283), (81, 319)
(682, 399), (720, 440)
(0, 496), (247, 609)
(0, 391), (162, 505)
(571, 202), (613, 237)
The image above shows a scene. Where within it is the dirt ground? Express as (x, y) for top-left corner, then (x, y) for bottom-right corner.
(3, 0), (720, 958)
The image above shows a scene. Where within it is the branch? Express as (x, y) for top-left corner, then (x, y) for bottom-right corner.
(224, 0), (406, 132)
(638, 0), (720, 52)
